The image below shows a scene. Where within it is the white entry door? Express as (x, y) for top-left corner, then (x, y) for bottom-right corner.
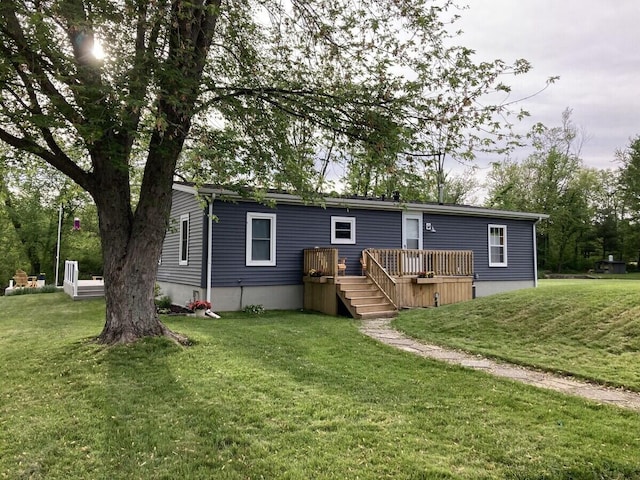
(402, 212), (423, 274)
(402, 212), (423, 250)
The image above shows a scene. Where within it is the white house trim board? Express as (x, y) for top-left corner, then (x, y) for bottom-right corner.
(173, 182), (550, 222)
(206, 196), (214, 304)
(179, 213), (189, 266)
(246, 212), (277, 266)
(532, 221), (538, 287)
(488, 224), (508, 267)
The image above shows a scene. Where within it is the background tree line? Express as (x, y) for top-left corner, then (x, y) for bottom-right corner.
(0, 146), (102, 287)
(485, 109), (640, 272)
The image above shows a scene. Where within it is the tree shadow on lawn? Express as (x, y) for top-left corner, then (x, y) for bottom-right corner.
(97, 338), (251, 477)
(33, 338), (248, 479)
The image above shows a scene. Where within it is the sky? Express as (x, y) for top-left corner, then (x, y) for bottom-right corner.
(454, 0), (640, 172)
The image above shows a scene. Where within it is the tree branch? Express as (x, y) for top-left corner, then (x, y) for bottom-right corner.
(0, 127), (94, 192)
(0, 3), (87, 127)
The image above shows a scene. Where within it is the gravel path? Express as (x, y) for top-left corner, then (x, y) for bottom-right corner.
(359, 318), (640, 412)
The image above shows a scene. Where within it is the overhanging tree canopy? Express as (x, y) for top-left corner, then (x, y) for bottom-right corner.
(0, 0), (534, 344)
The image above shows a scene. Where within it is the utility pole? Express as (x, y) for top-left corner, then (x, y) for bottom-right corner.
(54, 204), (62, 286)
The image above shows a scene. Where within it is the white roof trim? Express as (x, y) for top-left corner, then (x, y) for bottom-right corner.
(172, 182), (549, 221)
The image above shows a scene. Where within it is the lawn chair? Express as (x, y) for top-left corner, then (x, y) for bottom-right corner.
(27, 276), (38, 287)
(337, 257), (347, 276)
(13, 270), (28, 288)
(360, 252), (368, 276)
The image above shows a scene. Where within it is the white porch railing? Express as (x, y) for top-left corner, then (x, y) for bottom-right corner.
(64, 260), (79, 297)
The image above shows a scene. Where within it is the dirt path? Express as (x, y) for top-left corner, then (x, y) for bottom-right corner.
(359, 318), (640, 412)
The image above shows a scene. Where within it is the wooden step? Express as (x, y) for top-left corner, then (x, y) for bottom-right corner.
(336, 276), (397, 320)
(339, 280), (377, 288)
(344, 289), (383, 299)
(358, 310), (397, 319)
(336, 277), (370, 285)
(73, 286), (105, 300)
(348, 295), (387, 305)
(355, 303), (395, 314)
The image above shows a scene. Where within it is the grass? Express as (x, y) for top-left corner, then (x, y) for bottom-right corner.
(592, 272), (640, 280)
(1, 292), (640, 479)
(395, 279), (640, 391)
(552, 272), (640, 280)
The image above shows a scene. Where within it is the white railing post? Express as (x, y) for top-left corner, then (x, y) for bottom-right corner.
(72, 261), (78, 297)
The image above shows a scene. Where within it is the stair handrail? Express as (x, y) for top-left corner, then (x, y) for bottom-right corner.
(364, 250), (398, 309)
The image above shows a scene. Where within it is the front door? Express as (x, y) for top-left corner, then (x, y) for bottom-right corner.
(402, 212), (423, 275)
(402, 212), (423, 250)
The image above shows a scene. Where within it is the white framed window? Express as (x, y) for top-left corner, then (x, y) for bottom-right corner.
(331, 216), (356, 244)
(246, 212), (277, 266)
(179, 214), (189, 265)
(488, 224), (507, 267)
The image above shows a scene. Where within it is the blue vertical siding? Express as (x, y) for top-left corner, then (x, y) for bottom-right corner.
(210, 200), (401, 287)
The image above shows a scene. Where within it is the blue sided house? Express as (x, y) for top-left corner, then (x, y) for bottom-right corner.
(157, 182), (548, 318)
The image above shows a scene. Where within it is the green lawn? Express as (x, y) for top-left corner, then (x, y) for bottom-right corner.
(395, 279), (640, 391)
(583, 272), (640, 280)
(1, 292), (640, 479)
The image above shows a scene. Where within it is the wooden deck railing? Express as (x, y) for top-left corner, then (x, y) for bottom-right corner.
(366, 249), (473, 276)
(303, 248), (473, 278)
(303, 248), (338, 277)
(363, 250), (398, 308)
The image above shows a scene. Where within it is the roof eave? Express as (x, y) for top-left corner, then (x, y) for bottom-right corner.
(172, 182), (549, 221)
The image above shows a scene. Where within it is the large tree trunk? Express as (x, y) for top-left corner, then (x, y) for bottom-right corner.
(91, 141), (186, 345)
(93, 199), (188, 345)
(96, 232), (173, 344)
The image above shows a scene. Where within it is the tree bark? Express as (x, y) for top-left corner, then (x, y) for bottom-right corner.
(86, 0), (220, 345)
(92, 170), (187, 345)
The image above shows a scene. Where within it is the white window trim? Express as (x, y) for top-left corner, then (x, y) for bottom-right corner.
(488, 224), (508, 267)
(331, 216), (356, 244)
(179, 213), (189, 266)
(246, 212), (277, 266)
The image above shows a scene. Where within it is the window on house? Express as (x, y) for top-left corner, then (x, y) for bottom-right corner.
(179, 214), (189, 265)
(331, 216), (356, 244)
(246, 212), (276, 266)
(488, 224), (507, 267)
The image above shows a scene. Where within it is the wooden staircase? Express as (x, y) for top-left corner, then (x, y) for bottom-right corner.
(336, 276), (397, 319)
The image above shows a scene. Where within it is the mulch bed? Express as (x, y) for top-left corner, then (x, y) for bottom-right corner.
(157, 304), (193, 315)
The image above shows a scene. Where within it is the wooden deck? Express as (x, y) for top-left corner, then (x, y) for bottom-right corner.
(304, 274), (472, 317)
(303, 248), (474, 318)
(396, 276), (473, 307)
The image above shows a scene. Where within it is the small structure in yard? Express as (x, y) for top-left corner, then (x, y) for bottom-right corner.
(63, 260), (105, 300)
(594, 258), (626, 274)
(4, 270), (46, 295)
